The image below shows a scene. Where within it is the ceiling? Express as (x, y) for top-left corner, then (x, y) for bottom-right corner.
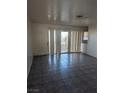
(28, 0), (97, 26)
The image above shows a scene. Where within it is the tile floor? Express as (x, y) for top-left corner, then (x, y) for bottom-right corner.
(28, 53), (97, 93)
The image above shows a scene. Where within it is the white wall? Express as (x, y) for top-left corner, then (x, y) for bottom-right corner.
(87, 23), (97, 57)
(27, 19), (33, 76)
(31, 23), (49, 56)
(81, 43), (87, 53)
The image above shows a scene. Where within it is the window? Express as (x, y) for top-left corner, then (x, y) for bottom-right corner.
(83, 31), (88, 43)
(83, 32), (88, 40)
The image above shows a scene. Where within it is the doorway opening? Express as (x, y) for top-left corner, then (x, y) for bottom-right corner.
(61, 32), (68, 53)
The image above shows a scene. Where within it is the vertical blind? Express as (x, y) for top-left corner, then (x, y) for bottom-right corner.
(49, 28), (84, 54)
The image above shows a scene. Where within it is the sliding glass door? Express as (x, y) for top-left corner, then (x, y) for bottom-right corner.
(49, 28), (83, 55)
(61, 32), (68, 53)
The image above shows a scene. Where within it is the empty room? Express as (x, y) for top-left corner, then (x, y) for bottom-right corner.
(27, 0), (97, 93)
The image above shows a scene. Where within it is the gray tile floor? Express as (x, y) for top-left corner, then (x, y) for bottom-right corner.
(28, 53), (97, 93)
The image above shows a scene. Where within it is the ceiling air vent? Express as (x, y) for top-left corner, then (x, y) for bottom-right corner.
(76, 15), (83, 18)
